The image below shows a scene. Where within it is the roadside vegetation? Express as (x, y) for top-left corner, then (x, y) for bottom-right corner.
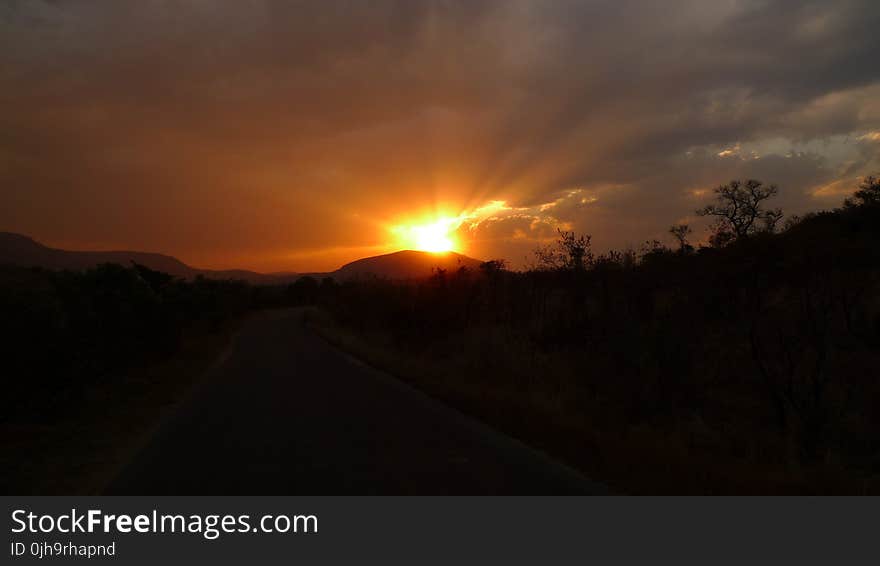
(307, 176), (880, 493)
(0, 264), (288, 493)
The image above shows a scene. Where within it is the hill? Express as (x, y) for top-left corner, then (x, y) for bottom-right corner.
(0, 232), (485, 283)
(332, 250), (484, 281)
(0, 232), (296, 284)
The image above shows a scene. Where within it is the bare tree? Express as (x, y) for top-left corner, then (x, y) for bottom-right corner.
(697, 180), (783, 246)
(668, 224), (693, 253)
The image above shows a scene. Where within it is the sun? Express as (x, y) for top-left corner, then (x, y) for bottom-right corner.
(412, 221), (455, 252)
(392, 217), (459, 253)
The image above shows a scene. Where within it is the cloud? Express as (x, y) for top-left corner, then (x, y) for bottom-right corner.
(1, 0), (879, 270)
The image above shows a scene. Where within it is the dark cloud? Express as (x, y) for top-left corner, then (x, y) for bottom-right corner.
(1, 0), (879, 270)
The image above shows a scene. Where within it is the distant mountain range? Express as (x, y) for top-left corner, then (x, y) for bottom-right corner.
(0, 232), (483, 283)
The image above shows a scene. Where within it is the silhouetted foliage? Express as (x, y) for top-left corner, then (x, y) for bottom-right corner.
(698, 180), (784, 247)
(287, 276), (319, 305)
(131, 261), (173, 292)
(0, 264), (261, 422)
(639, 239), (669, 260)
(669, 224), (694, 254)
(479, 259), (509, 276)
(844, 174), (880, 208)
(533, 229), (593, 271)
(317, 196), (880, 491)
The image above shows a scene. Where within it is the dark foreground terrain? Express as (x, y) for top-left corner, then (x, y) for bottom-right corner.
(108, 309), (602, 494)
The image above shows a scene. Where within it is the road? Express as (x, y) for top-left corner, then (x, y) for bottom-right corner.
(107, 309), (606, 494)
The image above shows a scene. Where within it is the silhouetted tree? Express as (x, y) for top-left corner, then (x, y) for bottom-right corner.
(698, 180), (783, 246)
(640, 239), (668, 260)
(844, 175), (880, 208)
(668, 224), (694, 254)
(533, 229), (592, 270)
(479, 259), (508, 277)
(560, 230), (592, 270)
(131, 261), (173, 292)
(782, 214), (802, 231)
(531, 243), (561, 270)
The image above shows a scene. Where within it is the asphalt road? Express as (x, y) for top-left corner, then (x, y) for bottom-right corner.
(107, 309), (605, 494)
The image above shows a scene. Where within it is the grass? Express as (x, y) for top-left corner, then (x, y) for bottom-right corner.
(0, 318), (244, 495)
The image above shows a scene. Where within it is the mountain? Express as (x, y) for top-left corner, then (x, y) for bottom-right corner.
(0, 232), (486, 283)
(0, 232), (296, 284)
(332, 250), (483, 280)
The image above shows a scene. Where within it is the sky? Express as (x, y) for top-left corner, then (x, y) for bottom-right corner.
(2, 0), (879, 272)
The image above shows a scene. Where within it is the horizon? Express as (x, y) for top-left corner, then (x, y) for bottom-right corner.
(2, 1), (878, 272)
(2, 229), (486, 274)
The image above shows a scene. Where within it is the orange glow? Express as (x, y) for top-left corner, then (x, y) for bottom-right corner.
(392, 217), (460, 253)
